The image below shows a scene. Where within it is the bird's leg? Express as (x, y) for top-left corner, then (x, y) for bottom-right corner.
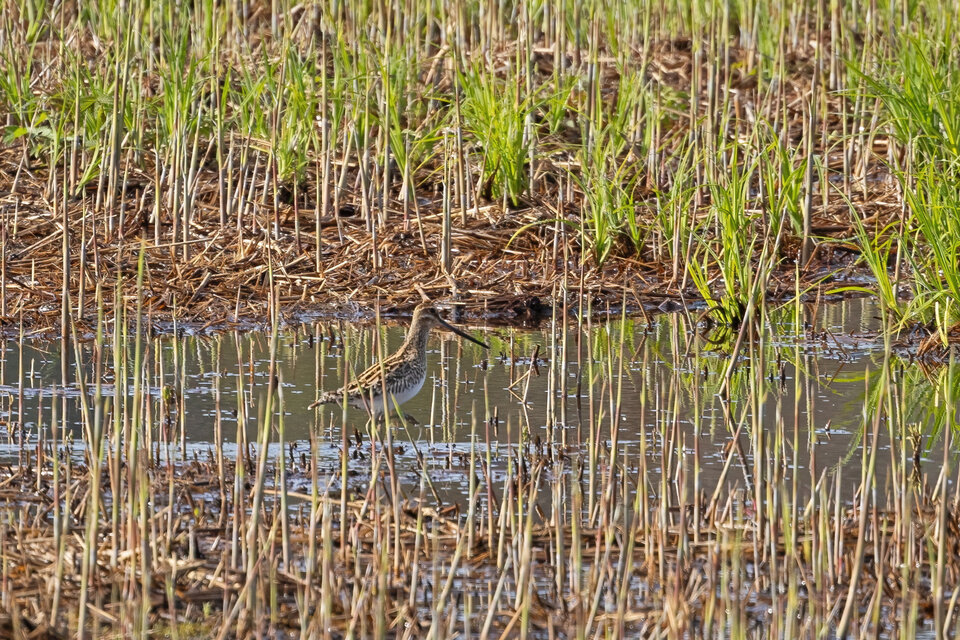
(390, 411), (421, 426)
(383, 396), (420, 426)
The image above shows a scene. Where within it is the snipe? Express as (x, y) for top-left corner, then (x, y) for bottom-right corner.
(310, 302), (489, 417)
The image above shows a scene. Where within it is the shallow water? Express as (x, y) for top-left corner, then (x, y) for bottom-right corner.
(0, 296), (951, 504)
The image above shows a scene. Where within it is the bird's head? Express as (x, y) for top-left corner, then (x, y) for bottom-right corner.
(411, 302), (489, 349)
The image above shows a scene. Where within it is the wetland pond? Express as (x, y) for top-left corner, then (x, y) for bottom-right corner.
(0, 296), (950, 505)
(1, 295), (957, 638)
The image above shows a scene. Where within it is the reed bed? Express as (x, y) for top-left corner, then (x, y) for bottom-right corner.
(0, 430), (956, 639)
(2, 0), (946, 337)
(3, 0), (960, 636)
(0, 294), (957, 637)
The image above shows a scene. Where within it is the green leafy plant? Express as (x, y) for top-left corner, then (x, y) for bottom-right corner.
(460, 66), (535, 206)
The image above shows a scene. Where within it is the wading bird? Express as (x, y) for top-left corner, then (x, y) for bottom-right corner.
(310, 302), (489, 417)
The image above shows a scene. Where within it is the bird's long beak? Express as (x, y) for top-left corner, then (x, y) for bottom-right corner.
(437, 316), (490, 349)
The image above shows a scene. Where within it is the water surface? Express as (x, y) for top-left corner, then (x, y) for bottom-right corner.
(0, 297), (950, 504)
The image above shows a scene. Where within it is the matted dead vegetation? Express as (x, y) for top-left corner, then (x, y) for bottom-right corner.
(0, 0), (913, 335)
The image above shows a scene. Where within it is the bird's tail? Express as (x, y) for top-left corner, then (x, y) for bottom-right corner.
(309, 390), (343, 409)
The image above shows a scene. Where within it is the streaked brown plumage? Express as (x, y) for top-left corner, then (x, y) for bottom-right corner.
(310, 303), (489, 416)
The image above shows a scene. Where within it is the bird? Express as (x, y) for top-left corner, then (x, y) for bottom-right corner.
(310, 302), (489, 417)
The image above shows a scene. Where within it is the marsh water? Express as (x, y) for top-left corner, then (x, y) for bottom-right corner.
(0, 296), (952, 505)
